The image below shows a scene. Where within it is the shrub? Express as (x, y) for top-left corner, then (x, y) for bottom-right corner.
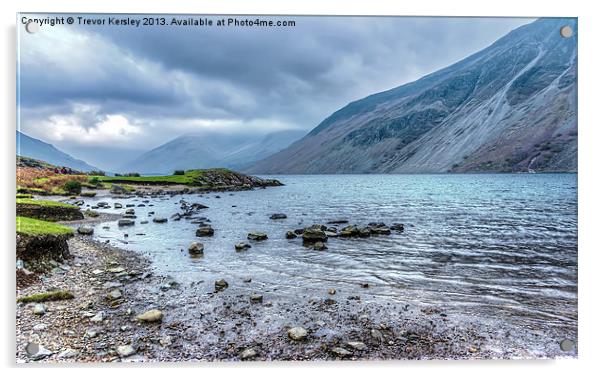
(124, 172), (140, 177)
(62, 180), (82, 195)
(89, 176), (101, 186)
(174, 170), (185, 175)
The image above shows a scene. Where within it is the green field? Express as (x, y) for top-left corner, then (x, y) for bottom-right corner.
(95, 168), (231, 186)
(16, 198), (78, 209)
(16, 216), (74, 236)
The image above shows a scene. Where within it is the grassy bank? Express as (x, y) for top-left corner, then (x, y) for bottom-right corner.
(16, 198), (78, 209)
(16, 216), (74, 236)
(94, 169), (231, 186)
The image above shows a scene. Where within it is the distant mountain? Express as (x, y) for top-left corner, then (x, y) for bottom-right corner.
(16, 131), (100, 172)
(120, 129), (306, 174)
(248, 18), (577, 174)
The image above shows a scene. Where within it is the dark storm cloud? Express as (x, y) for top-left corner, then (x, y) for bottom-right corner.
(18, 15), (533, 153)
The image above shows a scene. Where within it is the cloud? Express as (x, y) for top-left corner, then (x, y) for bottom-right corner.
(18, 15), (534, 163)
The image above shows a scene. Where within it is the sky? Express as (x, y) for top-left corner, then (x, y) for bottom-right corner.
(18, 15), (533, 170)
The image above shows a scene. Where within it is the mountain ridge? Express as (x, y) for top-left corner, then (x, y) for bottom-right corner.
(248, 18), (577, 174)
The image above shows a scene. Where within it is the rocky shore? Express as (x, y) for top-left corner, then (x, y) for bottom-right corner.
(16, 182), (577, 362)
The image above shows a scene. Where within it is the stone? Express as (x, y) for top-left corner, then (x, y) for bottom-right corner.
(90, 311), (105, 323)
(188, 242), (204, 255)
(240, 348), (257, 360)
(234, 242), (251, 251)
(103, 281), (122, 289)
(116, 345), (136, 357)
(86, 329), (98, 338)
(77, 226), (94, 235)
(33, 303), (46, 315)
(114, 203), (123, 209)
(250, 293), (263, 303)
(270, 213), (287, 220)
(359, 227), (371, 238)
(287, 327), (308, 341)
(346, 341), (367, 350)
(247, 232), (268, 241)
(327, 219), (349, 224)
(340, 225), (360, 237)
(153, 217), (168, 223)
(293, 228), (304, 235)
(327, 288), (336, 295)
(390, 223), (405, 232)
(32, 323), (47, 331)
(215, 279), (229, 292)
(118, 219), (135, 227)
(136, 309), (164, 322)
(243, 277), (252, 283)
(196, 225), (215, 237)
(107, 289), (122, 301)
(108, 267), (125, 273)
(313, 241), (328, 251)
(140, 220), (149, 224)
(285, 231), (297, 239)
(125, 208), (135, 215)
(58, 348), (78, 359)
(25, 342), (53, 360)
(159, 336), (173, 347)
(302, 226), (328, 243)
(331, 347), (352, 357)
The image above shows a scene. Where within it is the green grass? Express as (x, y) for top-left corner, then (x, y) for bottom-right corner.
(16, 216), (74, 236)
(17, 290), (74, 303)
(17, 187), (46, 194)
(16, 198), (78, 209)
(96, 169), (232, 186)
(16, 193), (33, 199)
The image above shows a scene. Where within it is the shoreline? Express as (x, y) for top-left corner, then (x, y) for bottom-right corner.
(16, 186), (577, 362)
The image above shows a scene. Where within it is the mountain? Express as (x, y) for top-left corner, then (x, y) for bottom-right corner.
(120, 129), (305, 174)
(16, 131), (100, 172)
(248, 18), (577, 174)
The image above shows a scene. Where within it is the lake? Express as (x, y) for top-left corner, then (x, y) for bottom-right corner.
(83, 174), (578, 335)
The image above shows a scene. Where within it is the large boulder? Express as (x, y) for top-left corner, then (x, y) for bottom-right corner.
(188, 242), (204, 255)
(247, 232), (268, 241)
(302, 225), (327, 243)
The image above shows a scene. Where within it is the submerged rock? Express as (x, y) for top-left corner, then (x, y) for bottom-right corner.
(188, 242), (204, 255)
(247, 232), (268, 241)
(270, 213), (287, 220)
(313, 241), (328, 251)
(152, 217), (168, 223)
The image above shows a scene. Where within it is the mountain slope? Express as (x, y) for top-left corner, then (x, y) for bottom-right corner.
(248, 18), (577, 174)
(16, 131), (100, 172)
(121, 129), (305, 174)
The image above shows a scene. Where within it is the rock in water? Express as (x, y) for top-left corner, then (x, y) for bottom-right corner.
(287, 327), (308, 341)
(118, 219), (135, 226)
(116, 345), (136, 357)
(327, 288), (336, 295)
(188, 242), (204, 255)
(196, 225), (215, 237)
(77, 226), (94, 235)
(340, 225), (360, 237)
(285, 231), (297, 239)
(302, 225), (328, 243)
(247, 232), (268, 241)
(313, 241), (328, 251)
(114, 203), (123, 209)
(250, 293), (263, 303)
(234, 242), (252, 251)
(153, 217), (168, 223)
(136, 309), (164, 322)
(215, 279), (229, 292)
(390, 223), (405, 232)
(269, 213), (287, 220)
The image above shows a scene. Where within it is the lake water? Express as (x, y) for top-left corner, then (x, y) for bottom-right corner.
(83, 174), (577, 333)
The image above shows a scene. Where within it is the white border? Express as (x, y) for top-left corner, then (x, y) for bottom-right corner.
(2, 1), (600, 375)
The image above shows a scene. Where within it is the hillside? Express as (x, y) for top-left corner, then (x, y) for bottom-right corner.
(248, 18), (577, 174)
